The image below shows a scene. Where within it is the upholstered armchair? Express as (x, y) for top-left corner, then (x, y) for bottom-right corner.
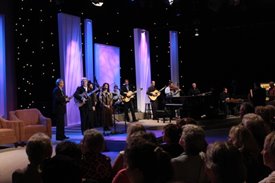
(9, 108), (52, 141)
(0, 117), (20, 145)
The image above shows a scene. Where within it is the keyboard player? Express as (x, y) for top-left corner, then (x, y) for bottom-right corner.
(188, 82), (201, 96)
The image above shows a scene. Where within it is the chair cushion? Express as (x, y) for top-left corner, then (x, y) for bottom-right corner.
(0, 128), (15, 137)
(24, 125), (47, 134)
(15, 109), (40, 124)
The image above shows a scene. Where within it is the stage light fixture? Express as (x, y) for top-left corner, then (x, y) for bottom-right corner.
(168, 0), (174, 5)
(91, 0), (104, 7)
(194, 28), (199, 37)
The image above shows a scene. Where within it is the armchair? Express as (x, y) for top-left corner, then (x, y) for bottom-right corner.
(9, 108), (52, 141)
(0, 117), (20, 145)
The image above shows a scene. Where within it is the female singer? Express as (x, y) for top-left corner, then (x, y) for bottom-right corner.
(99, 83), (113, 133)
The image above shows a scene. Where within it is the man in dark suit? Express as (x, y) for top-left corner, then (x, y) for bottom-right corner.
(120, 79), (137, 122)
(52, 78), (70, 140)
(74, 78), (90, 134)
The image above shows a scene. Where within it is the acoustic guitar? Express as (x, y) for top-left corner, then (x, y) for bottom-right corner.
(122, 88), (143, 103)
(75, 87), (100, 107)
(148, 86), (166, 101)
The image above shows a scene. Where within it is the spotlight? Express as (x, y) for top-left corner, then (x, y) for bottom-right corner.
(91, 0), (104, 7)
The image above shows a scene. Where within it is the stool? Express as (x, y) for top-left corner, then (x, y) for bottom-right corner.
(144, 103), (152, 119)
(156, 110), (171, 123)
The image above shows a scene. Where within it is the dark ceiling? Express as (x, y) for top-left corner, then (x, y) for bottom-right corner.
(54, 0), (275, 31)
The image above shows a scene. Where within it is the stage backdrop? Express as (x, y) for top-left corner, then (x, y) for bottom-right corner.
(58, 13), (83, 126)
(170, 31), (179, 86)
(134, 28), (151, 112)
(84, 19), (94, 82)
(94, 43), (120, 89)
(0, 15), (6, 117)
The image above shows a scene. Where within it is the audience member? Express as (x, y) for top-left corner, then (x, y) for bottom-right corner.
(204, 142), (246, 183)
(242, 113), (267, 150)
(160, 124), (183, 158)
(81, 129), (113, 183)
(125, 139), (173, 183)
(171, 124), (208, 183)
(42, 141), (82, 183)
(228, 125), (265, 183)
(255, 106), (273, 133)
(112, 124), (146, 175)
(12, 133), (52, 183)
(112, 131), (158, 183)
(259, 131), (275, 183)
(239, 102), (254, 119)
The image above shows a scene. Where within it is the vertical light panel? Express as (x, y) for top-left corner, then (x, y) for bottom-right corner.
(58, 13), (83, 126)
(84, 19), (94, 81)
(134, 28), (151, 112)
(94, 43), (120, 87)
(0, 15), (6, 117)
(170, 31), (179, 85)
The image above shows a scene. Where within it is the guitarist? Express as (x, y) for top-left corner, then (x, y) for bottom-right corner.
(74, 78), (90, 134)
(52, 78), (71, 140)
(146, 80), (158, 120)
(120, 79), (137, 122)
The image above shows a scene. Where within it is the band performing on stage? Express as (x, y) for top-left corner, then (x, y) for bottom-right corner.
(55, 77), (254, 135)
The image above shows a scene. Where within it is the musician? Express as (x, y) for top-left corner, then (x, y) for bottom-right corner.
(87, 81), (97, 129)
(248, 82), (266, 107)
(268, 81), (275, 102)
(120, 79), (137, 122)
(220, 87), (231, 115)
(52, 78), (70, 140)
(99, 83), (113, 132)
(165, 81), (181, 106)
(188, 82), (200, 96)
(74, 78), (89, 134)
(146, 80), (158, 120)
(113, 85), (121, 105)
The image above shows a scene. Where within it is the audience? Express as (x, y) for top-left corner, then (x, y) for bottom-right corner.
(12, 132), (52, 183)
(10, 101), (275, 183)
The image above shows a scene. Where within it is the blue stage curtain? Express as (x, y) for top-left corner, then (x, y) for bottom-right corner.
(170, 31), (179, 86)
(84, 19), (94, 82)
(0, 15), (6, 117)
